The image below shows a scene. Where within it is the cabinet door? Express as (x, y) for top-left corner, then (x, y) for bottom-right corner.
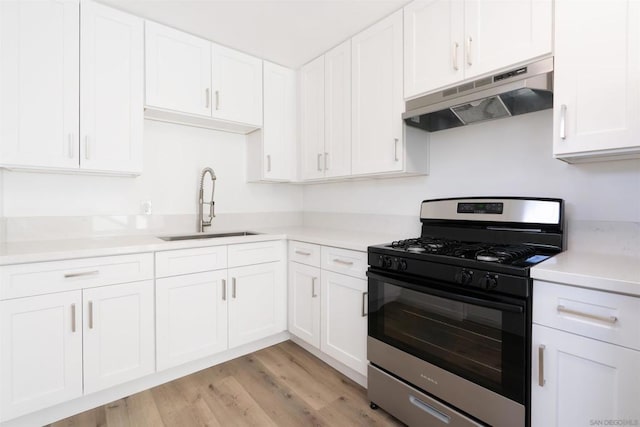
(324, 40), (352, 178)
(351, 10), (404, 175)
(83, 280), (155, 394)
(0, 291), (82, 422)
(228, 262), (285, 348)
(300, 55), (326, 180)
(145, 21), (211, 116)
(321, 271), (367, 375)
(262, 61), (296, 181)
(553, 0), (640, 161)
(464, 0), (552, 79)
(80, 1), (143, 174)
(404, 0), (464, 98)
(156, 271), (228, 370)
(211, 44), (263, 126)
(288, 262), (321, 348)
(532, 325), (640, 427)
(0, 0), (79, 169)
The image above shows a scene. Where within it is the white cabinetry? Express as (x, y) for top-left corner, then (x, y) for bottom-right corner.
(211, 44), (262, 126)
(247, 61), (296, 182)
(80, 1), (143, 174)
(531, 281), (640, 427)
(553, 0), (640, 162)
(0, 0), (143, 174)
(287, 241), (368, 376)
(228, 262), (285, 348)
(0, 253), (154, 422)
(156, 270), (228, 370)
(351, 10), (404, 176)
(300, 40), (352, 180)
(144, 21), (263, 133)
(0, 291), (83, 421)
(300, 56), (326, 180)
(404, 0), (552, 99)
(144, 21), (211, 117)
(82, 281), (155, 393)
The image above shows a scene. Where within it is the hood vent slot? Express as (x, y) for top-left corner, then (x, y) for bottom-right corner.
(403, 57), (553, 132)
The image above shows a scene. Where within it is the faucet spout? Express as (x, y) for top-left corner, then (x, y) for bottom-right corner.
(198, 167), (216, 232)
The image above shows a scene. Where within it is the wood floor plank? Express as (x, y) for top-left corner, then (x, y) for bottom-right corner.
(123, 390), (165, 427)
(50, 341), (402, 427)
(104, 398), (131, 426)
(200, 376), (276, 427)
(253, 343), (342, 411)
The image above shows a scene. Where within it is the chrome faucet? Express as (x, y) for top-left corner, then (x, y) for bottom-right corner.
(198, 167), (216, 232)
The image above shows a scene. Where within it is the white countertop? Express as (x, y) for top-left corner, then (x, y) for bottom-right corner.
(0, 226), (396, 266)
(532, 250), (640, 297)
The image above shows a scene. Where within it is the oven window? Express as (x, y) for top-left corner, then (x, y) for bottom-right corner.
(369, 276), (526, 403)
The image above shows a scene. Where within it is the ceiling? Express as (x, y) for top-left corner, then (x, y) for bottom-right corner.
(100, 0), (409, 69)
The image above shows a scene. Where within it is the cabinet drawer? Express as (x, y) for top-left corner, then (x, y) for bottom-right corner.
(533, 281), (640, 350)
(155, 246), (227, 278)
(0, 253), (154, 300)
(321, 246), (367, 278)
(228, 240), (283, 268)
(288, 241), (321, 267)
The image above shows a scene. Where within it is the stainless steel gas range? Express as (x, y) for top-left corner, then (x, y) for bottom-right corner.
(366, 197), (565, 427)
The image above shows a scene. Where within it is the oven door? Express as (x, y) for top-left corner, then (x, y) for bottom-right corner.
(368, 269), (527, 404)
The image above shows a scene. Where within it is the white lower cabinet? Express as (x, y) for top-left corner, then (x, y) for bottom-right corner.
(156, 271), (228, 370)
(287, 242), (369, 377)
(0, 291), (83, 421)
(228, 262), (286, 348)
(321, 271), (368, 376)
(531, 281), (640, 427)
(288, 261), (321, 348)
(532, 325), (640, 427)
(83, 281), (155, 393)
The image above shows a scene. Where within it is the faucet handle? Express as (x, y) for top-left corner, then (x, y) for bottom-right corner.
(209, 201), (215, 218)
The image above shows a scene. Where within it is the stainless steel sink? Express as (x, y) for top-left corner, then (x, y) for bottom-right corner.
(157, 231), (259, 241)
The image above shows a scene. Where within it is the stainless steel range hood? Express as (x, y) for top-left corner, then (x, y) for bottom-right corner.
(403, 57), (553, 132)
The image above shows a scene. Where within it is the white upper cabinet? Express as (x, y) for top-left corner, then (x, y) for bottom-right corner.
(247, 61), (296, 182)
(144, 21), (263, 133)
(80, 1), (143, 174)
(145, 21), (211, 117)
(404, 0), (552, 99)
(553, 0), (640, 163)
(324, 40), (352, 178)
(351, 10), (404, 175)
(300, 55), (326, 180)
(0, 0), (143, 175)
(211, 44), (263, 126)
(404, 0), (464, 98)
(0, 0), (80, 169)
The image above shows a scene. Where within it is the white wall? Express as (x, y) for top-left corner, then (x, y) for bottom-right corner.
(302, 110), (640, 222)
(1, 120), (303, 217)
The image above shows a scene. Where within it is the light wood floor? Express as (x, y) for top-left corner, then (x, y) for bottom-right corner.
(50, 340), (403, 427)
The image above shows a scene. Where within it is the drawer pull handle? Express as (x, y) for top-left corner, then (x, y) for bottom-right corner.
(71, 304), (77, 333)
(232, 277), (237, 299)
(557, 305), (618, 324)
(362, 292), (368, 317)
(222, 279), (227, 301)
(538, 344), (545, 387)
(64, 270), (99, 279)
(295, 250), (311, 256)
(333, 259), (354, 266)
(409, 395), (450, 424)
(88, 301), (94, 329)
(312, 277), (318, 298)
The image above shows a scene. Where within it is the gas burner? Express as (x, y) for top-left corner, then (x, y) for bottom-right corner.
(406, 246), (426, 253)
(474, 245), (536, 264)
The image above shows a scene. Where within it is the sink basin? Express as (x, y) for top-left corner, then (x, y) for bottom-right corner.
(158, 231), (259, 241)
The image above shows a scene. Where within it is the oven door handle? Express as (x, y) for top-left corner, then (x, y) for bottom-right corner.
(367, 271), (524, 313)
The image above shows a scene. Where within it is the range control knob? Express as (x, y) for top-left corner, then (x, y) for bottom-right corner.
(399, 259), (408, 271)
(455, 269), (474, 285)
(382, 256), (392, 269)
(391, 258), (399, 270)
(480, 274), (499, 290)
